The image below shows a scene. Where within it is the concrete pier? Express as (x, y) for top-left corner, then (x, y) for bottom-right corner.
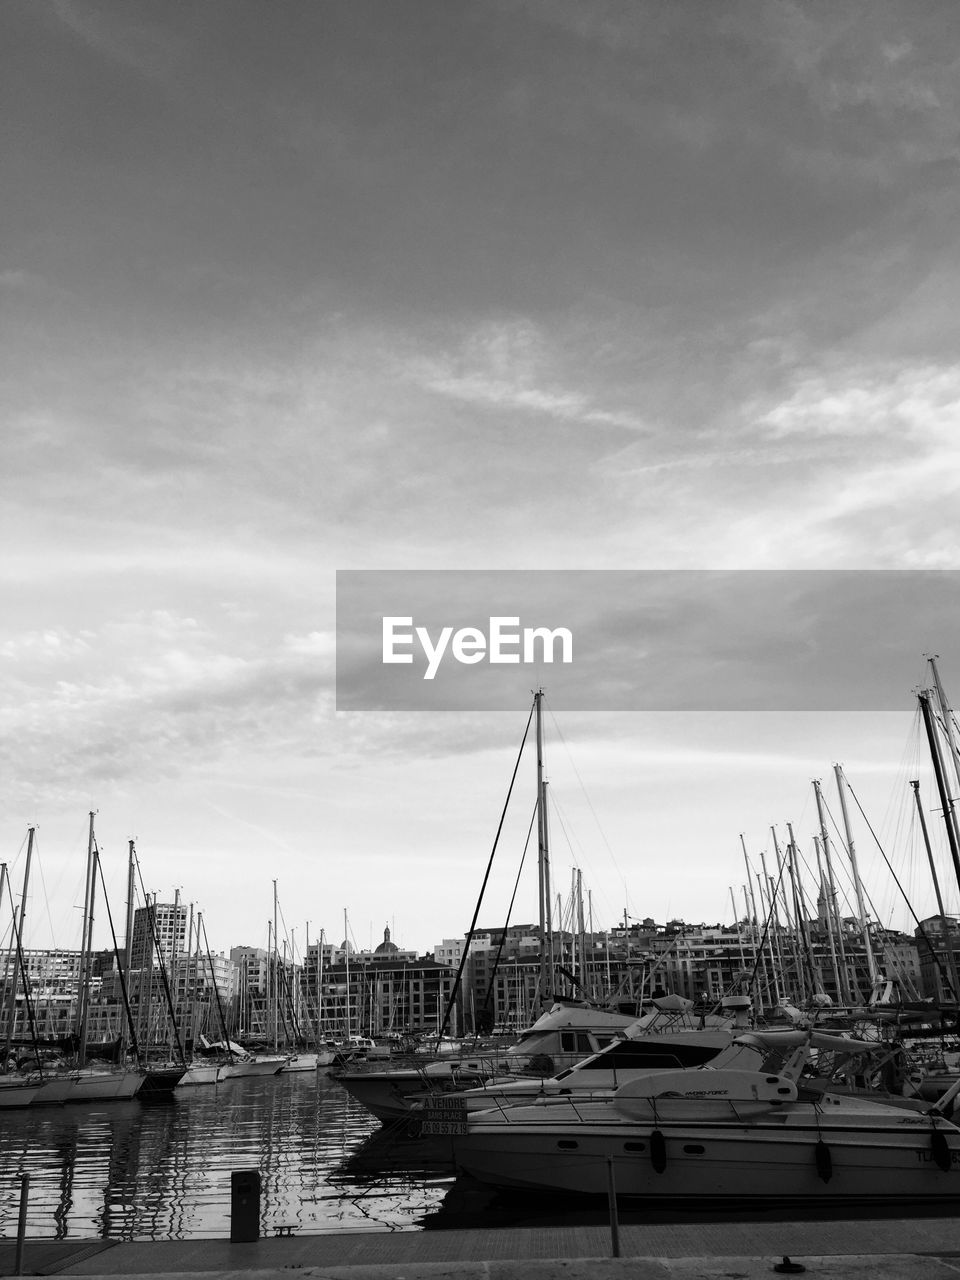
(2, 1218), (960, 1279)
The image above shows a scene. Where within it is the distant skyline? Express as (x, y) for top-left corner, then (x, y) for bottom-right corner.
(3, 2), (960, 958)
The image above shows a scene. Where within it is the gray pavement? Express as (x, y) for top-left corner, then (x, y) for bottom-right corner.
(3, 1219), (960, 1279)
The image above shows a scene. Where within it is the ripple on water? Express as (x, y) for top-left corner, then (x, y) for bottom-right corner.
(0, 1072), (456, 1240)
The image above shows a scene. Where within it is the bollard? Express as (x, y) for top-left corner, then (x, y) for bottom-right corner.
(229, 1168), (261, 1243)
(14, 1172), (29, 1276)
(606, 1157), (620, 1258)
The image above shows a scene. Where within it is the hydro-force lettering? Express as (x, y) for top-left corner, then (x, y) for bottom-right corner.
(382, 616), (573, 680)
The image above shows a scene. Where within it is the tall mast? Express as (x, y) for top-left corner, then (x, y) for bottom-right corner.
(305, 921), (311, 1042)
(186, 901), (195, 1049)
(171, 886), (181, 1045)
(757, 843), (786, 1003)
(78, 828), (98, 1067)
(344, 908), (351, 1038)
(930, 656), (960, 808)
(834, 764), (879, 991)
(318, 927), (325, 1038)
(4, 828), (34, 1059)
(911, 778), (960, 1003)
(741, 836), (771, 1009)
(770, 828), (804, 1002)
(729, 886), (746, 972)
(273, 879), (279, 1051)
(535, 689), (553, 1006)
(919, 689), (960, 901)
(813, 779), (855, 1004)
(123, 841), (135, 978)
(75, 811), (96, 1062)
(813, 836), (842, 1005)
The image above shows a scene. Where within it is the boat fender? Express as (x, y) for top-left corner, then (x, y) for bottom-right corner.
(814, 1139), (832, 1183)
(650, 1128), (667, 1174)
(931, 1128), (952, 1173)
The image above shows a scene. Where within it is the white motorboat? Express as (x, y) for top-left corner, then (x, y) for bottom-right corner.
(453, 1029), (960, 1206)
(333, 1000), (641, 1123)
(416, 1024), (747, 1129)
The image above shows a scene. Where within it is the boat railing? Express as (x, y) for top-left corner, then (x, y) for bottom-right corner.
(484, 1092), (597, 1125)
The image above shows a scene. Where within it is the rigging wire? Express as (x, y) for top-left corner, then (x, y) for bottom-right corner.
(844, 777), (957, 1002)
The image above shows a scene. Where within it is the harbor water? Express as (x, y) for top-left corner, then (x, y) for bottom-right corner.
(0, 1070), (461, 1241)
(2, 1068), (952, 1244)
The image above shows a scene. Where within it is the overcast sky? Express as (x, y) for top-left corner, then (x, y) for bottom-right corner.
(3, 1), (960, 962)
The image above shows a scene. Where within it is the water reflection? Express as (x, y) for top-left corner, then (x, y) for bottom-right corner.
(0, 1072), (455, 1240)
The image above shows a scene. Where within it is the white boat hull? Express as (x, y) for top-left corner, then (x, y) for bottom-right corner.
(455, 1099), (960, 1204)
(0, 1076), (43, 1108)
(64, 1068), (144, 1102)
(281, 1050), (336, 1072)
(30, 1076), (77, 1105)
(217, 1056), (286, 1080)
(177, 1063), (220, 1087)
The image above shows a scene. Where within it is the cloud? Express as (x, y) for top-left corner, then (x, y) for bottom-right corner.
(0, 610), (338, 808)
(759, 362), (960, 443)
(403, 318), (651, 433)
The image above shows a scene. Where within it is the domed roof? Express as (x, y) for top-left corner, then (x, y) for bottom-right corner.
(374, 925), (398, 955)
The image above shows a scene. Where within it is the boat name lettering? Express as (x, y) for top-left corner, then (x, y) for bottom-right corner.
(382, 617), (573, 680)
(916, 1149), (960, 1164)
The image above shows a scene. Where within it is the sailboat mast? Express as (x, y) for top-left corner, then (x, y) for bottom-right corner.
(78, 836), (98, 1068)
(535, 690), (553, 1005)
(813, 836), (842, 1005)
(123, 840), (135, 978)
(75, 812), (96, 1061)
(273, 879), (279, 1052)
(344, 908), (351, 1038)
(741, 837), (768, 1008)
(834, 764), (879, 991)
(813, 779), (855, 1005)
(4, 828), (34, 1059)
(930, 656), (960, 805)
(911, 778), (960, 1002)
(919, 689), (960, 901)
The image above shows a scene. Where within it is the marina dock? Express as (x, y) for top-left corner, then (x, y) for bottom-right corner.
(2, 1218), (960, 1278)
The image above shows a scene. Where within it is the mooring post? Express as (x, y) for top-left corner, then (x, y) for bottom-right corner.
(14, 1171), (29, 1275)
(229, 1168), (261, 1243)
(606, 1156), (620, 1258)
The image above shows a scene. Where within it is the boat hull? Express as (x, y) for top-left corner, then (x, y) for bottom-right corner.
(455, 1104), (960, 1204)
(177, 1063), (220, 1087)
(0, 1076), (43, 1108)
(64, 1068), (145, 1102)
(281, 1051), (336, 1072)
(138, 1067), (187, 1098)
(217, 1056), (286, 1080)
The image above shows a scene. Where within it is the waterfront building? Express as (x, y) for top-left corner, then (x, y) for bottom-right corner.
(0, 947), (119, 1046)
(301, 927), (461, 1039)
(915, 914), (960, 1003)
(129, 901), (188, 969)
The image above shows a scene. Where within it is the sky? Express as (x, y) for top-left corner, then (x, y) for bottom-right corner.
(3, 0), (960, 963)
